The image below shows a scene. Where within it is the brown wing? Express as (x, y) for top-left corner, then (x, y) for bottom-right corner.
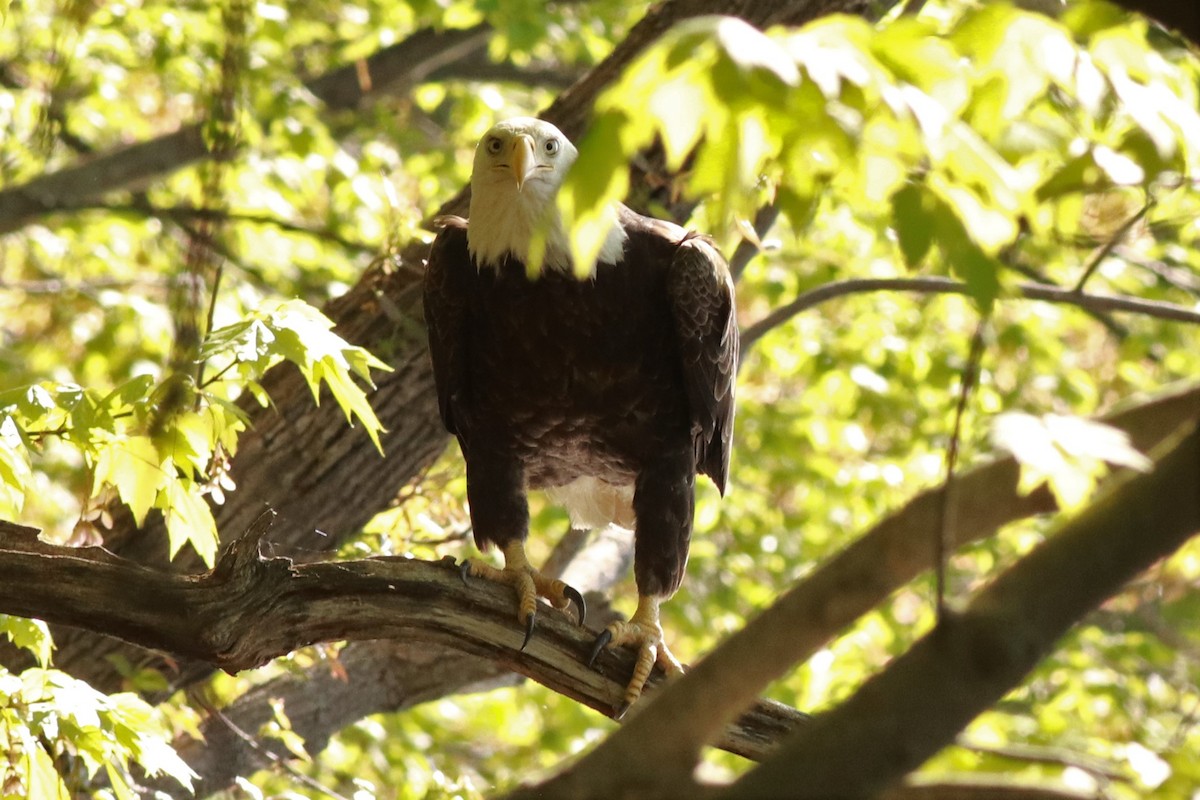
(666, 232), (738, 495)
(422, 216), (472, 439)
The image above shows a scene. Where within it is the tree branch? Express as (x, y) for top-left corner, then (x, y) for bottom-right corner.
(0, 24), (491, 235)
(1108, 0), (1200, 45)
(505, 383), (1200, 798)
(725, 421), (1200, 798)
(740, 276), (1200, 356)
(90, 201), (378, 255)
(155, 641), (520, 797)
(881, 779), (1099, 800)
(162, 526), (627, 797)
(0, 515), (800, 765)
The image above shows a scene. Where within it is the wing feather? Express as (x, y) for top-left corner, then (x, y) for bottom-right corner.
(423, 217), (472, 440)
(667, 233), (738, 494)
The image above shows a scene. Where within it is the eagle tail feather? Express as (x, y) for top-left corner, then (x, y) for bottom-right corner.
(547, 477), (636, 530)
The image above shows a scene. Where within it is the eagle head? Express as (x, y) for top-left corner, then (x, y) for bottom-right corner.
(467, 117), (626, 272)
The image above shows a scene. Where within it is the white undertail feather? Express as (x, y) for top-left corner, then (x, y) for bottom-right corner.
(467, 117), (627, 272)
(547, 477), (636, 530)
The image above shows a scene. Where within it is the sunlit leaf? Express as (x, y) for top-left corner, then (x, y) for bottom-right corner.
(92, 435), (165, 528)
(160, 476), (219, 566)
(25, 739), (70, 800)
(0, 416), (31, 518)
(0, 616), (53, 668)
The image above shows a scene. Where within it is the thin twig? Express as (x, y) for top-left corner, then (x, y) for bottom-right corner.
(92, 201), (377, 255)
(955, 739), (1127, 782)
(935, 318), (988, 618)
(1115, 247), (1200, 296)
(739, 276), (1200, 360)
(1071, 198), (1154, 293)
(190, 691), (353, 800)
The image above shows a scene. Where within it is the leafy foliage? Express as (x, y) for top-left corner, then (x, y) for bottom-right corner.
(0, 299), (386, 567)
(562, 3), (1200, 310)
(0, 616), (195, 798)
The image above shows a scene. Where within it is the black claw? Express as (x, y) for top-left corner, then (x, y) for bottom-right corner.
(587, 629), (613, 668)
(613, 700), (632, 721)
(564, 585), (587, 627)
(520, 611), (537, 651)
(458, 559), (472, 586)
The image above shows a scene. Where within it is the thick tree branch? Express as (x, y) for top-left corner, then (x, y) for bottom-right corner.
(0, 515), (800, 765)
(508, 383), (1200, 798)
(163, 644), (519, 797)
(164, 526), (629, 797)
(741, 276), (1200, 355)
(726, 421), (1200, 798)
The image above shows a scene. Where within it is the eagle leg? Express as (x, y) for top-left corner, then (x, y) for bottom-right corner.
(587, 595), (683, 718)
(462, 540), (586, 650)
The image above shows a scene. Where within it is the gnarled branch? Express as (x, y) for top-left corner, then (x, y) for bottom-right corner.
(0, 515), (802, 764)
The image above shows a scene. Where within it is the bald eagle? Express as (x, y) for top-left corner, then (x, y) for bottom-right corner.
(423, 117), (737, 714)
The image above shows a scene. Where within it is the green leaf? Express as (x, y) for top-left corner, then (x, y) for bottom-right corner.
(160, 476), (219, 566)
(25, 740), (70, 800)
(92, 435), (165, 528)
(201, 317), (276, 365)
(1061, 1), (1129, 39)
(775, 186), (819, 235)
(260, 300), (391, 452)
(559, 111), (639, 276)
(709, 15), (799, 88)
(133, 734), (197, 790)
(1036, 151), (1109, 201)
(928, 197), (1002, 309)
(0, 616), (53, 668)
(891, 183), (935, 268)
(105, 762), (137, 800)
(0, 416), (31, 518)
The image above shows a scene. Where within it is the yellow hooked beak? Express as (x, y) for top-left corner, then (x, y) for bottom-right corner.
(510, 134), (537, 192)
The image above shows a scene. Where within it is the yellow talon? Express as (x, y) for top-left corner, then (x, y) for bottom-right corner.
(462, 541), (586, 649)
(588, 596), (684, 717)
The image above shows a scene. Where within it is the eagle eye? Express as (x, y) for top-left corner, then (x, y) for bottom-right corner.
(544, 138), (560, 156)
(486, 137), (503, 155)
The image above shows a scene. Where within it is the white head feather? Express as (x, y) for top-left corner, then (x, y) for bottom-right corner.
(467, 117), (627, 272)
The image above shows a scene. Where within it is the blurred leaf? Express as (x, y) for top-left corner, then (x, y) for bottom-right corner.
(0, 417), (31, 518)
(891, 183), (935, 268)
(991, 412), (1151, 511)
